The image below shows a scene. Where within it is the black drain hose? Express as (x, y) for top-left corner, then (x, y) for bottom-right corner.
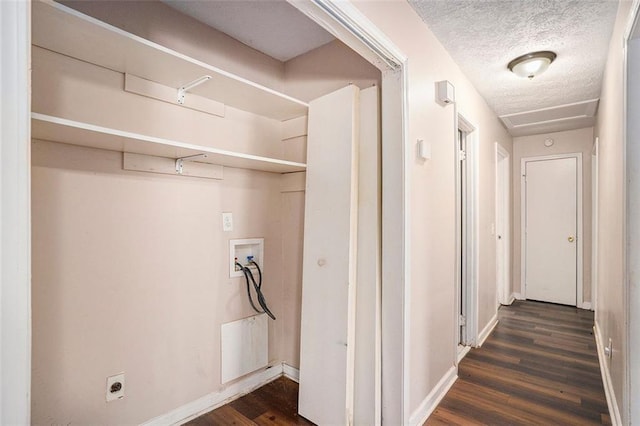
(235, 259), (276, 320)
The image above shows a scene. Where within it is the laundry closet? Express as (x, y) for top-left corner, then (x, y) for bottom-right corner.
(30, 1), (381, 424)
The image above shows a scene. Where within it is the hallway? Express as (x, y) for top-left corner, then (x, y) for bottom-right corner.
(427, 301), (610, 425)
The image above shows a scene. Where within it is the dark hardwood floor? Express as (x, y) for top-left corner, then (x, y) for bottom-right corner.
(427, 300), (610, 425)
(186, 301), (609, 425)
(184, 377), (314, 426)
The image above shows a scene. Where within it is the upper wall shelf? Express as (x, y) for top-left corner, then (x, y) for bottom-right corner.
(32, 113), (307, 174)
(32, 0), (309, 121)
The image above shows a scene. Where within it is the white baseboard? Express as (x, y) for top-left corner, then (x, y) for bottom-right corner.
(594, 322), (622, 426)
(408, 366), (457, 426)
(580, 301), (593, 310)
(141, 364), (284, 426)
(505, 294), (515, 305)
(457, 344), (471, 363)
(513, 292), (525, 300)
(476, 313), (498, 347)
(282, 363), (300, 382)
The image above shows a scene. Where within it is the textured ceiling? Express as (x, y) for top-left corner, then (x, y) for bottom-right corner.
(408, 0), (619, 120)
(161, 0), (335, 62)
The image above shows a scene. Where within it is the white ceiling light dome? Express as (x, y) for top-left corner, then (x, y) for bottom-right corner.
(508, 51), (557, 79)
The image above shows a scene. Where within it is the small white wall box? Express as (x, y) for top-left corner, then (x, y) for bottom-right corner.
(436, 80), (455, 105)
(230, 238), (264, 278)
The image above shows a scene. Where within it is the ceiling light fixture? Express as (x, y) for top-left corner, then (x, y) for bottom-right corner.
(508, 51), (557, 79)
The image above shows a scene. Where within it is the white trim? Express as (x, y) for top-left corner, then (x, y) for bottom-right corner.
(594, 323), (622, 426)
(495, 143), (511, 306)
(455, 113), (479, 347)
(408, 366), (457, 426)
(290, 0), (406, 70)
(591, 138), (599, 316)
(624, 4), (640, 423)
(505, 294), (516, 305)
(456, 345), (471, 363)
(282, 363), (300, 383)
(513, 292), (525, 301)
(0, 0), (31, 423)
(141, 364), (284, 426)
(580, 302), (592, 311)
(520, 153), (584, 307)
(476, 314), (498, 347)
(286, 2), (409, 423)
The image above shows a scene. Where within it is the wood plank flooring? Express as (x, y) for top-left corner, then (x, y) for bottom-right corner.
(184, 377), (314, 426)
(185, 301), (608, 425)
(427, 300), (610, 425)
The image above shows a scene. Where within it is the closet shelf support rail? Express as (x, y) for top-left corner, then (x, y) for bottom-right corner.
(176, 153), (208, 174)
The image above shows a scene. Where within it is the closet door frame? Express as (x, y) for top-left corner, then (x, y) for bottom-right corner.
(0, 0), (31, 423)
(288, 1), (410, 423)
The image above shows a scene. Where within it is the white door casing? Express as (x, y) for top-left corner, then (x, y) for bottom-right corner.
(625, 5), (640, 423)
(455, 113), (479, 349)
(591, 138), (599, 314)
(0, 0), (32, 423)
(522, 154), (583, 306)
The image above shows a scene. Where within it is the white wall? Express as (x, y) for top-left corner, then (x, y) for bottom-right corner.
(594, 1), (635, 423)
(31, 141), (289, 424)
(512, 127), (594, 306)
(351, 0), (513, 417)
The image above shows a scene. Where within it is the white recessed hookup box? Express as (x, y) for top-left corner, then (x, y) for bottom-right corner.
(229, 238), (264, 278)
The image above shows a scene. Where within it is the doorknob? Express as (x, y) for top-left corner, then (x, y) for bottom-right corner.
(568, 236), (575, 242)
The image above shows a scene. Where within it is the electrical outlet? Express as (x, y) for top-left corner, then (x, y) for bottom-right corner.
(106, 373), (125, 402)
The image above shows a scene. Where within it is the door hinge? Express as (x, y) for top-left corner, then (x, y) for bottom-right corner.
(459, 150), (467, 161)
(459, 315), (466, 326)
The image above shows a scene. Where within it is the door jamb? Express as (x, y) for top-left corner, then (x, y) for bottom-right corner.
(455, 113), (479, 348)
(0, 0), (32, 423)
(495, 143), (511, 306)
(520, 153), (583, 308)
(591, 138), (599, 315)
(623, 2), (640, 423)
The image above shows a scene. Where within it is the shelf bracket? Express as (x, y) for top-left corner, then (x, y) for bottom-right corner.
(177, 75), (212, 105)
(176, 153), (208, 174)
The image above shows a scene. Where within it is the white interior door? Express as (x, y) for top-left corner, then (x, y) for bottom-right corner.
(298, 85), (360, 425)
(496, 144), (510, 305)
(353, 86), (381, 425)
(524, 156), (578, 306)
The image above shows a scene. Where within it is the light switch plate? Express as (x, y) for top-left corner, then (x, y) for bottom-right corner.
(222, 212), (233, 232)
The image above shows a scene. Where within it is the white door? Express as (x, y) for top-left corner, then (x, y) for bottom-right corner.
(524, 156), (578, 306)
(298, 85), (360, 425)
(496, 144), (510, 305)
